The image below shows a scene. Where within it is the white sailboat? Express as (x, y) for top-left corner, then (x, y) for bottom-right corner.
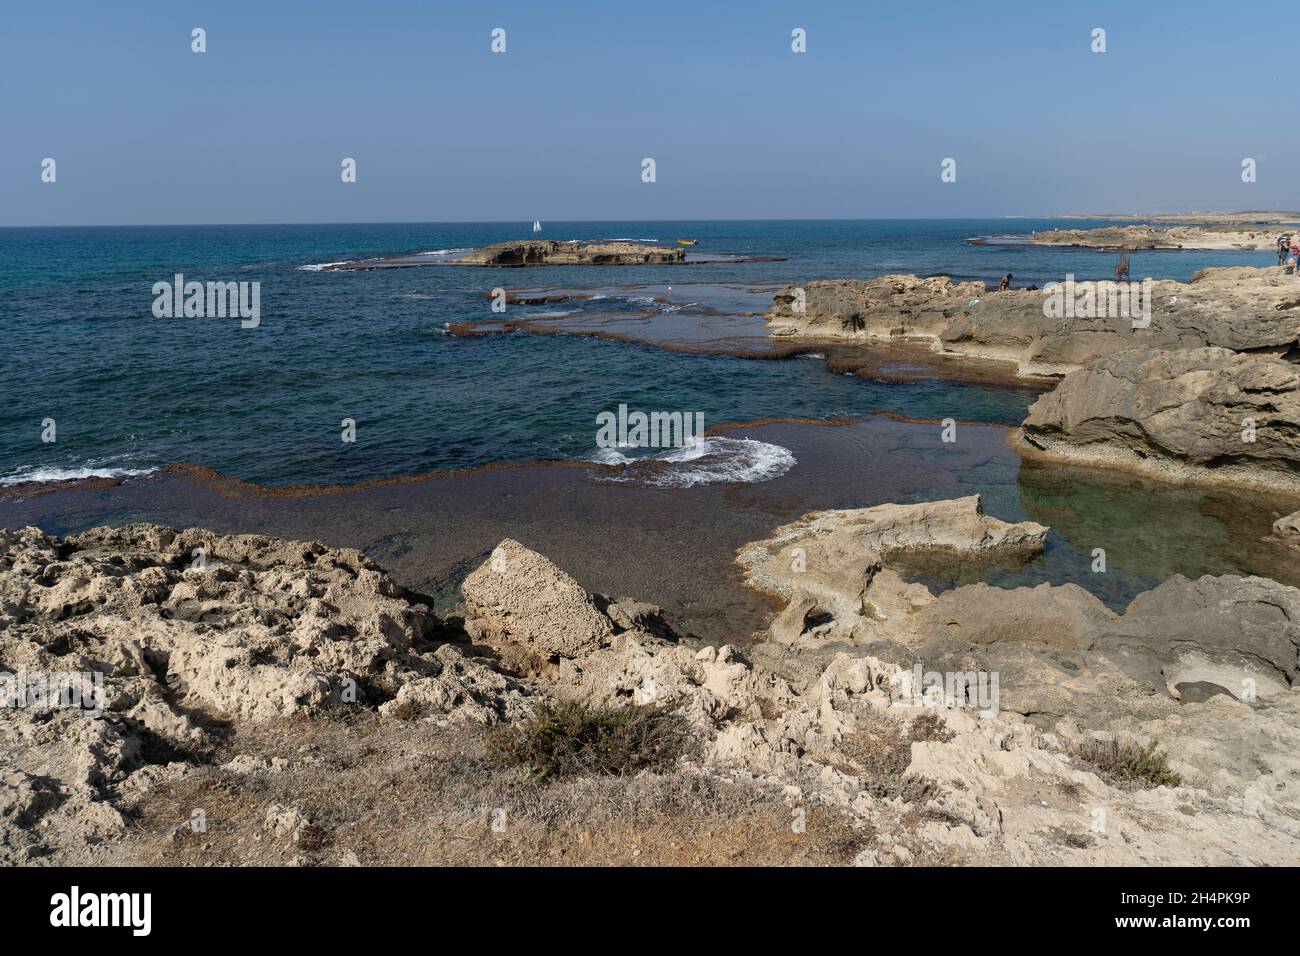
(532, 219), (542, 233)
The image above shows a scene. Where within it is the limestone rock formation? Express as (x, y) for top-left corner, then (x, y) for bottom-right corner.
(471, 538), (1300, 865)
(766, 267), (1300, 378)
(735, 495), (1049, 647)
(5, 521), (1300, 866)
(737, 498), (1300, 707)
(0, 523), (527, 861)
(456, 240), (684, 266)
(1028, 224), (1282, 251)
(1017, 346), (1300, 492)
(1091, 574), (1300, 699)
(916, 581), (1113, 652)
(461, 538), (616, 661)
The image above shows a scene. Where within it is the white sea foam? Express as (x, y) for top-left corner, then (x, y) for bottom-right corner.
(1, 464), (156, 486)
(589, 446), (634, 466)
(416, 248), (470, 256)
(591, 437), (795, 487)
(298, 261), (349, 272)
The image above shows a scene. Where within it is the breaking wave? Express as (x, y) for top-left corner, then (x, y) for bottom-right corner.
(1, 462), (157, 486)
(298, 261), (349, 272)
(589, 437), (795, 487)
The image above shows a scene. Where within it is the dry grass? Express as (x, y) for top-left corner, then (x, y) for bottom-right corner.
(112, 714), (867, 866)
(1070, 737), (1182, 790)
(484, 700), (693, 781)
(834, 707), (954, 797)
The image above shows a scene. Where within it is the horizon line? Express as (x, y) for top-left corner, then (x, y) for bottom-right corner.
(2, 212), (1283, 230)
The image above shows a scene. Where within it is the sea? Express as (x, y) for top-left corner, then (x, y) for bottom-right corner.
(2, 219), (1291, 629)
(0, 219), (1274, 488)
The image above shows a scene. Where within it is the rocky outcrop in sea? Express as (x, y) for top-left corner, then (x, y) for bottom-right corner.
(767, 265), (1300, 490)
(766, 267), (1300, 378)
(1016, 346), (1300, 492)
(456, 239), (685, 266)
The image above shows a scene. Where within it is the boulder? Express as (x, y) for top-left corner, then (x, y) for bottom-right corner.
(461, 538), (615, 660)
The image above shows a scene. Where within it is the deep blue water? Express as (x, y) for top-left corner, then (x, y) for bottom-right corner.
(0, 220), (1274, 487)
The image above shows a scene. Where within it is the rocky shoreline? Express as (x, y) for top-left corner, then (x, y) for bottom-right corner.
(1015, 346), (1300, 493)
(766, 267), (1300, 377)
(766, 265), (1300, 493)
(3, 511), (1296, 866)
(1054, 210), (1300, 225)
(1028, 224), (1287, 251)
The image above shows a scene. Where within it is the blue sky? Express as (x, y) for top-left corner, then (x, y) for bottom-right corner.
(2, 0), (1293, 225)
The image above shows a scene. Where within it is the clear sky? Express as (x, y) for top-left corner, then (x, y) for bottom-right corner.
(3, 0), (1294, 226)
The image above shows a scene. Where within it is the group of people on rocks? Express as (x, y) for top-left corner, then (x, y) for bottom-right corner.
(1279, 235), (1300, 273)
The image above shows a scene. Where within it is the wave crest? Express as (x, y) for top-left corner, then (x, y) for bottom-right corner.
(590, 437), (794, 487)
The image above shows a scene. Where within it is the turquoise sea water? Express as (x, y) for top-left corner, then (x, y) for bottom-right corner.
(0, 220), (1274, 487)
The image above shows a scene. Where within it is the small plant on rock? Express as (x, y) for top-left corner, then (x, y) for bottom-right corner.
(1071, 737), (1182, 790)
(485, 700), (694, 782)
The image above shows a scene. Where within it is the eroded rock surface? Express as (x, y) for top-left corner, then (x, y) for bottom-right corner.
(735, 495), (1049, 647)
(456, 240), (684, 266)
(1091, 574), (1300, 699)
(0, 524), (527, 861)
(1028, 224), (1284, 251)
(736, 497), (1300, 705)
(767, 267), (1300, 378)
(5, 520), (1299, 867)
(1017, 346), (1300, 492)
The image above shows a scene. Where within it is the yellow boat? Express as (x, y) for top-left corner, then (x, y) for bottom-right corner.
(677, 239), (699, 246)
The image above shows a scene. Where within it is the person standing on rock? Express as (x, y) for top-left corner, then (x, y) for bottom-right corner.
(1279, 236), (1290, 266)
(998, 273), (1012, 291)
(1115, 251), (1130, 281)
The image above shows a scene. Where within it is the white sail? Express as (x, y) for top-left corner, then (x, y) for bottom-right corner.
(532, 220), (542, 232)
